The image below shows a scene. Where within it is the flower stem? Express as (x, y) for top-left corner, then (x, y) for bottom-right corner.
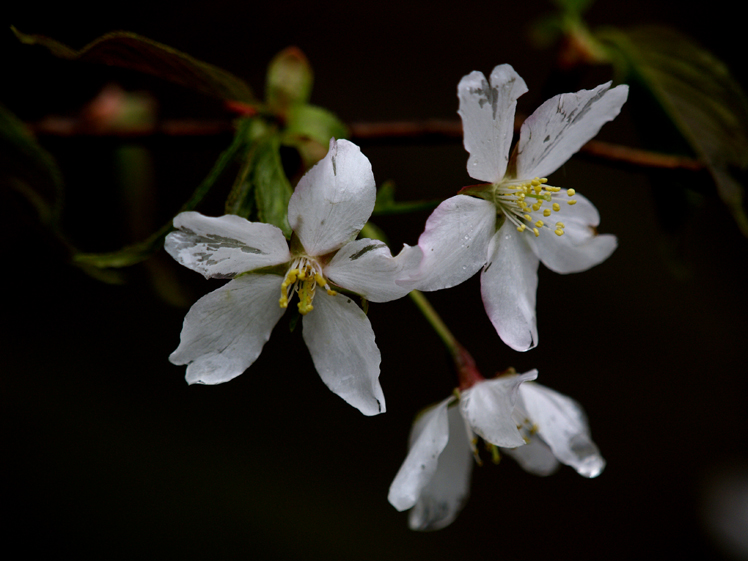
(408, 290), (484, 390)
(358, 222), (485, 389)
(408, 290), (459, 356)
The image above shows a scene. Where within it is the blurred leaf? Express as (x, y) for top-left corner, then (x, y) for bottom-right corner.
(281, 104), (348, 170)
(252, 133), (293, 238)
(284, 104), (349, 146)
(551, 0), (596, 15)
(12, 27), (258, 104)
(266, 47), (313, 111)
(600, 25), (748, 235)
(372, 181), (440, 216)
(74, 118), (255, 269)
(225, 119), (270, 217)
(0, 102), (64, 227)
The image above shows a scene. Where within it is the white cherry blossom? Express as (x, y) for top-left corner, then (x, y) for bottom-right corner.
(402, 65), (628, 351)
(166, 139), (421, 416)
(388, 370), (605, 530)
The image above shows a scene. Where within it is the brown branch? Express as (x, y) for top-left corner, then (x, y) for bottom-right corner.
(26, 116), (704, 171)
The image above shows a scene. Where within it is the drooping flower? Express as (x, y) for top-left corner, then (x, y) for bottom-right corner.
(388, 370), (605, 530)
(166, 139), (421, 416)
(401, 65), (628, 351)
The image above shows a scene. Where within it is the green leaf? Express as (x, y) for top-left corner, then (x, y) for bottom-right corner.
(600, 25), (748, 235)
(0, 101), (64, 227)
(266, 47), (313, 111)
(12, 27), (258, 104)
(74, 118), (255, 269)
(251, 133), (293, 238)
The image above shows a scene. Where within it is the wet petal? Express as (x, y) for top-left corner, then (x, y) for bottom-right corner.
(400, 195), (496, 292)
(325, 239), (422, 302)
(503, 438), (560, 477)
(388, 397), (453, 512)
(165, 212), (291, 279)
(529, 194), (616, 274)
(460, 370), (538, 448)
(516, 83), (629, 180)
(519, 382), (606, 478)
(459, 65), (528, 183)
(408, 405), (474, 531)
(288, 139), (376, 256)
(480, 222), (539, 351)
(170, 274), (286, 384)
(302, 290), (384, 416)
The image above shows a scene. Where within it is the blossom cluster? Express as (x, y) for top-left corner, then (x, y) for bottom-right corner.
(165, 64), (628, 529)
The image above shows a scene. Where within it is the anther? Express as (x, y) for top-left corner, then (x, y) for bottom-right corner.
(567, 189), (576, 196)
(568, 200), (577, 205)
(543, 209), (551, 217)
(552, 203), (560, 212)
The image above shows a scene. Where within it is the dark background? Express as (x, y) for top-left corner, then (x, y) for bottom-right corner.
(3, 1), (747, 559)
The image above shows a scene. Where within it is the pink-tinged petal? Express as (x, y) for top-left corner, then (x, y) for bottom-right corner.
(170, 274), (286, 385)
(528, 194), (617, 274)
(165, 212), (291, 279)
(503, 438), (559, 477)
(516, 83), (629, 180)
(325, 240), (422, 303)
(388, 397), (453, 512)
(460, 370), (538, 448)
(400, 195), (496, 292)
(288, 139), (376, 256)
(408, 405), (473, 531)
(301, 291), (384, 416)
(481, 222), (540, 351)
(519, 382), (606, 478)
(459, 65), (528, 183)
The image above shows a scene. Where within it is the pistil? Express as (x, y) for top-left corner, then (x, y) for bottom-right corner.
(279, 257), (337, 315)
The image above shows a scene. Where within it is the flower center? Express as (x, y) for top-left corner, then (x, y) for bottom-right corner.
(279, 257), (337, 315)
(491, 176), (578, 237)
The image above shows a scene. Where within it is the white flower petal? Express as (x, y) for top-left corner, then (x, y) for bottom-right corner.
(480, 222), (540, 351)
(460, 370), (538, 448)
(502, 438), (560, 477)
(400, 195), (496, 292)
(409, 405), (473, 531)
(325, 240), (422, 303)
(516, 83), (629, 180)
(301, 290), (385, 416)
(519, 382), (606, 478)
(170, 274), (286, 384)
(287, 139), (376, 256)
(165, 212), (291, 279)
(458, 65), (528, 183)
(388, 397), (453, 512)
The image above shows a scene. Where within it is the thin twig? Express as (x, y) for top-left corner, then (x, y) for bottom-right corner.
(26, 116), (704, 171)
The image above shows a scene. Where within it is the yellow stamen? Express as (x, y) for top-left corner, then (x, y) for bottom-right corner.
(552, 203), (560, 212)
(533, 228), (540, 237)
(568, 200), (577, 205)
(543, 209), (551, 217)
(567, 189), (576, 196)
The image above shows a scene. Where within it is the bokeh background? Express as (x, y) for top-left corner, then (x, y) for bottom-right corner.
(3, 0), (747, 559)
